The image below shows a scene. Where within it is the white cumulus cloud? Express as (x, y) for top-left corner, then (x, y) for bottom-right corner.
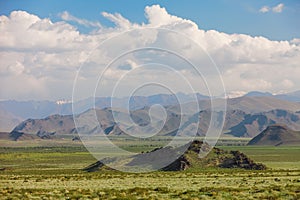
(259, 6), (270, 13)
(272, 3), (284, 13)
(0, 5), (299, 101)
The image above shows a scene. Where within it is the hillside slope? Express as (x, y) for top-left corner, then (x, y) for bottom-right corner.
(248, 124), (300, 146)
(0, 108), (23, 132)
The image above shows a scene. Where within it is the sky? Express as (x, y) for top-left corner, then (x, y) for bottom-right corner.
(1, 0), (299, 40)
(0, 0), (299, 100)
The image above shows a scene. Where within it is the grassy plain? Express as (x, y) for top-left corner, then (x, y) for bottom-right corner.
(0, 138), (299, 199)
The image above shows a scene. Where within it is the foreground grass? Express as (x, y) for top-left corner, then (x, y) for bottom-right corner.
(0, 141), (299, 199)
(1, 170), (299, 199)
(1, 168), (299, 199)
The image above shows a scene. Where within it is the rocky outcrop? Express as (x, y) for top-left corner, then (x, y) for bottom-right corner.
(161, 155), (190, 171)
(219, 150), (266, 170)
(83, 140), (267, 172)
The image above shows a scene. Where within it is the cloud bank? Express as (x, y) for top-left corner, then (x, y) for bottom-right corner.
(0, 5), (299, 100)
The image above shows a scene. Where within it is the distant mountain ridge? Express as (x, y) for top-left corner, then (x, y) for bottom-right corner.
(244, 91), (273, 97)
(0, 93), (208, 132)
(244, 90), (300, 102)
(1, 91), (300, 132)
(10, 106), (300, 140)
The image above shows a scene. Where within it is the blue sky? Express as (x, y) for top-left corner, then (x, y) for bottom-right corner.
(0, 0), (299, 41)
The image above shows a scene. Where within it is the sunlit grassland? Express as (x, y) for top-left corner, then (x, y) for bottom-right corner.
(0, 138), (299, 199)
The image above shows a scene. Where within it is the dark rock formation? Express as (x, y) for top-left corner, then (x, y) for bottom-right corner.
(219, 151), (266, 170)
(83, 140), (267, 172)
(161, 155), (190, 171)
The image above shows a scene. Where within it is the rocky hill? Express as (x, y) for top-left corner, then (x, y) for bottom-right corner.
(10, 114), (76, 140)
(248, 124), (300, 146)
(83, 140), (266, 172)
(225, 109), (300, 137)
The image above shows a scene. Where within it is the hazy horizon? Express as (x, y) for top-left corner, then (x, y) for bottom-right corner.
(0, 89), (299, 102)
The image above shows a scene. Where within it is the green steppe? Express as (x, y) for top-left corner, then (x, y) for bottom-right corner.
(0, 137), (299, 199)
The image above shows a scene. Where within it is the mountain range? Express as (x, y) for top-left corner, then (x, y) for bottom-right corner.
(2, 91), (300, 140)
(2, 90), (300, 132)
(0, 93), (209, 132)
(9, 105), (300, 140)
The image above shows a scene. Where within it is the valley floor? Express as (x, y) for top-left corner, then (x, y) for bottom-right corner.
(0, 139), (299, 199)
